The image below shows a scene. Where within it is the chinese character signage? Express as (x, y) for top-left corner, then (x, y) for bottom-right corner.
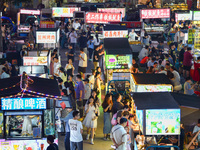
(23, 56), (48, 66)
(105, 55), (132, 69)
(140, 9), (170, 19)
(36, 31), (56, 43)
(193, 11), (200, 20)
(97, 8), (126, 18)
(175, 11), (192, 22)
(103, 30), (128, 38)
(86, 12), (121, 24)
(52, 7), (79, 17)
(20, 9), (40, 15)
(40, 21), (55, 28)
(1, 98), (47, 110)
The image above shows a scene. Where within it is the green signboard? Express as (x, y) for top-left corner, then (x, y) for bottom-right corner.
(105, 54), (132, 69)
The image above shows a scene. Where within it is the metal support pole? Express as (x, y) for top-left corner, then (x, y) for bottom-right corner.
(0, 12), (3, 52)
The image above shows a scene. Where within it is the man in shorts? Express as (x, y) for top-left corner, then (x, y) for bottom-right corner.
(78, 48), (87, 79)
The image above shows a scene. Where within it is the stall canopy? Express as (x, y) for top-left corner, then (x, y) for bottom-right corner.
(103, 24), (127, 31)
(132, 74), (171, 84)
(104, 38), (132, 55)
(0, 76), (61, 98)
(132, 92), (179, 110)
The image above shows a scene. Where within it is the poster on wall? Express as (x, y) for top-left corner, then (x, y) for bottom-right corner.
(146, 109), (180, 135)
(105, 55), (132, 69)
(103, 30), (128, 38)
(140, 9), (170, 19)
(86, 12), (121, 24)
(188, 29), (195, 45)
(52, 7), (79, 17)
(23, 57), (48, 66)
(97, 8), (126, 18)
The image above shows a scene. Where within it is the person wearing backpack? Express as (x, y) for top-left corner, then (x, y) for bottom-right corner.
(47, 135), (59, 150)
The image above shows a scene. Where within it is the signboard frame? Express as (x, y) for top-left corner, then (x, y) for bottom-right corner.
(140, 8), (170, 19)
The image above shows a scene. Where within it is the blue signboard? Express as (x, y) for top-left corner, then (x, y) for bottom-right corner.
(1, 98), (46, 110)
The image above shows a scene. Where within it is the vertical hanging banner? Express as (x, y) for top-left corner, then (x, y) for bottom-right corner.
(86, 12), (121, 24)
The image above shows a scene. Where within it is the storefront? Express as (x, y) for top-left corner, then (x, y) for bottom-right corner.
(130, 74), (173, 92)
(17, 9), (40, 37)
(140, 8), (170, 41)
(0, 76), (61, 150)
(104, 38), (132, 93)
(132, 92), (180, 149)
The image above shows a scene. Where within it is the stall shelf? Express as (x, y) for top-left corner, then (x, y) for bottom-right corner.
(104, 38), (132, 93)
(130, 74), (173, 92)
(0, 76), (61, 150)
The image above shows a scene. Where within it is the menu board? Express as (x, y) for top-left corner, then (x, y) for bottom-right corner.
(52, 7), (79, 17)
(136, 109), (143, 133)
(86, 12), (121, 24)
(140, 9), (170, 19)
(1, 98), (46, 110)
(194, 30), (200, 50)
(97, 8), (126, 18)
(36, 31), (56, 43)
(103, 30), (128, 38)
(146, 109), (180, 135)
(23, 56), (48, 66)
(188, 29), (195, 45)
(105, 55), (132, 69)
(175, 11), (192, 22)
(137, 85), (172, 92)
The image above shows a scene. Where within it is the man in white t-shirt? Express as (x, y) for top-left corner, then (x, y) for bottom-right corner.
(110, 118), (127, 150)
(78, 48), (87, 79)
(138, 45), (149, 61)
(69, 111), (83, 150)
(73, 19), (81, 30)
(69, 28), (77, 51)
(174, 28), (180, 48)
(129, 29), (139, 41)
(53, 57), (61, 76)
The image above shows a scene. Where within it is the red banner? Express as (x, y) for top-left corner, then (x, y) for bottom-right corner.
(40, 21), (55, 28)
(86, 12), (121, 24)
(140, 9), (170, 19)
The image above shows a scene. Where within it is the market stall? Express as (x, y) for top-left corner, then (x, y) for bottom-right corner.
(140, 8), (170, 41)
(0, 76), (61, 150)
(130, 74), (173, 92)
(17, 9), (40, 37)
(132, 92), (180, 149)
(104, 38), (132, 93)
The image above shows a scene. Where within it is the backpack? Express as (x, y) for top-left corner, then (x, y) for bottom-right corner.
(111, 112), (118, 125)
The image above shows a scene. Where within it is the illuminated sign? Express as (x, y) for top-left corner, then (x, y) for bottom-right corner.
(193, 11), (200, 20)
(36, 31), (56, 43)
(52, 7), (79, 17)
(86, 12), (121, 24)
(23, 56), (48, 66)
(97, 8), (126, 18)
(105, 55), (132, 69)
(146, 109), (180, 135)
(103, 30), (128, 38)
(140, 9), (170, 19)
(175, 11), (192, 22)
(137, 85), (172, 92)
(40, 21), (55, 28)
(1, 98), (46, 110)
(20, 9), (40, 15)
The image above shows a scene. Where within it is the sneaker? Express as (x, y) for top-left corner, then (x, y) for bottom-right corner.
(103, 137), (107, 141)
(91, 140), (94, 145)
(86, 134), (89, 140)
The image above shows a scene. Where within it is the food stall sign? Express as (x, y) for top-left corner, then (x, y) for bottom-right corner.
(103, 30), (128, 38)
(137, 85), (172, 92)
(40, 21), (55, 28)
(52, 7), (79, 17)
(36, 31), (56, 43)
(145, 109), (180, 135)
(97, 8), (126, 18)
(193, 11), (200, 20)
(175, 11), (192, 22)
(86, 12), (121, 24)
(194, 30), (200, 50)
(1, 98), (46, 110)
(23, 56), (47, 66)
(20, 9), (40, 15)
(140, 9), (170, 19)
(105, 55), (132, 69)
